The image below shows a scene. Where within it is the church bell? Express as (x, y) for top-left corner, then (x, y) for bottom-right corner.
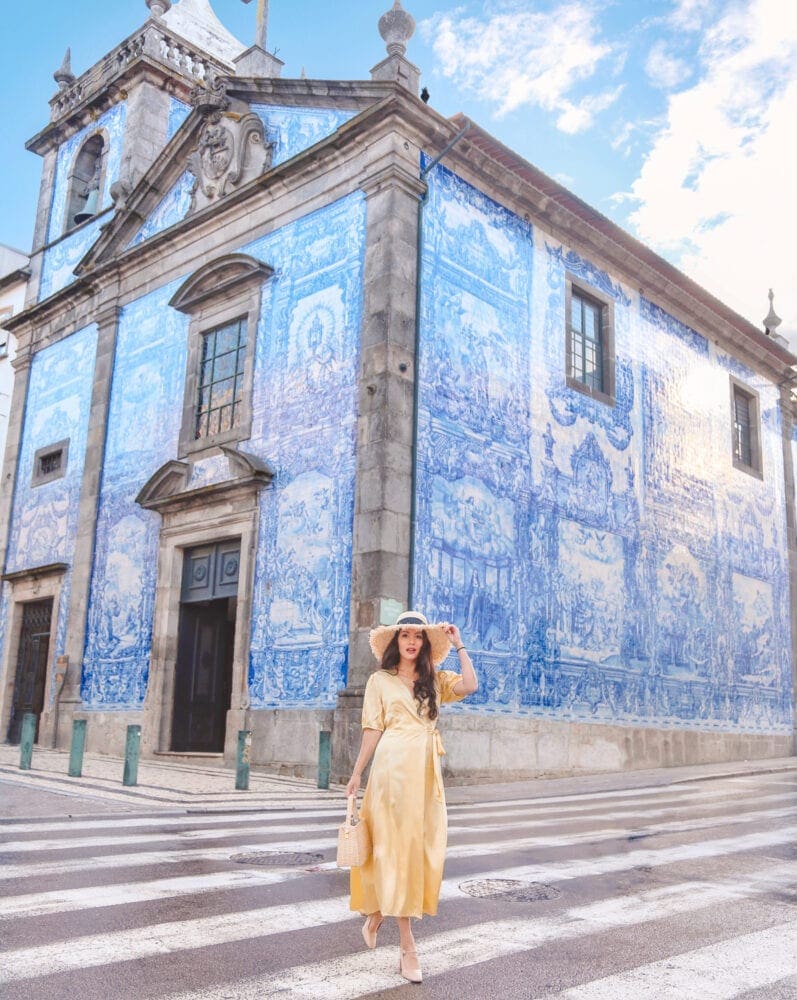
(74, 187), (99, 225)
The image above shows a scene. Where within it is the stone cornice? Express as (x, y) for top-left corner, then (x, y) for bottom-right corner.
(2, 562), (69, 583)
(11, 82), (795, 386)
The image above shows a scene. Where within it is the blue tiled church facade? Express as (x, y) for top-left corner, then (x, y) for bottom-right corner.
(413, 163), (791, 736)
(2, 64), (793, 774)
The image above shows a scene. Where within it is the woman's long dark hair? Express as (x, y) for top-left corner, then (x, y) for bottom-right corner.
(381, 631), (439, 721)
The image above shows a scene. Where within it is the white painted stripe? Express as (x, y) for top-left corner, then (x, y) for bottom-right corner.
(2, 805), (793, 891)
(161, 866), (797, 1000)
(447, 784), (788, 815)
(6, 808), (796, 920)
(0, 808), (343, 837)
(0, 867), (336, 920)
(0, 833), (793, 982)
(1, 850), (792, 988)
(551, 922), (797, 999)
(7, 789), (793, 856)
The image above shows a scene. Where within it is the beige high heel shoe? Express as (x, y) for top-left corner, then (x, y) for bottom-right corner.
(361, 914), (383, 949)
(399, 947), (422, 983)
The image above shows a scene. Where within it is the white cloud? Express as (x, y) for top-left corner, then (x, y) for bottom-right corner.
(421, 2), (621, 128)
(622, 0), (797, 346)
(645, 40), (691, 89)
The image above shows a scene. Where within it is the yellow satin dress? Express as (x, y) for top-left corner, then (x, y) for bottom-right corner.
(349, 667), (468, 919)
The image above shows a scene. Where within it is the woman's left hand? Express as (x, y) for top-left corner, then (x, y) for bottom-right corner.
(442, 623), (463, 648)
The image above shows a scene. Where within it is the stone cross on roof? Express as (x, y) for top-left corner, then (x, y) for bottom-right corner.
(241, 0), (269, 52)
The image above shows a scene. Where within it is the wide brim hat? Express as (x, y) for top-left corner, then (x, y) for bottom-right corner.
(369, 611), (452, 667)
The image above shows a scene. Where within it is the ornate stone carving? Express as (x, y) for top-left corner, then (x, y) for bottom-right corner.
(53, 48), (76, 90)
(187, 109), (273, 213)
(145, 0), (172, 16)
(189, 77), (230, 114)
(378, 1), (415, 56)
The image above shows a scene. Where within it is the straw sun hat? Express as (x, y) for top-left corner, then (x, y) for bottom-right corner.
(369, 611), (453, 667)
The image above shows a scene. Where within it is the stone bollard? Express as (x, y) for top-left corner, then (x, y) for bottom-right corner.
(317, 730), (331, 789)
(68, 719), (87, 777)
(19, 713), (37, 770)
(236, 730), (252, 791)
(122, 725), (141, 787)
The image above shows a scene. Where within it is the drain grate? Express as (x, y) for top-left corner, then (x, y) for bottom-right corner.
(231, 851), (324, 867)
(459, 878), (560, 902)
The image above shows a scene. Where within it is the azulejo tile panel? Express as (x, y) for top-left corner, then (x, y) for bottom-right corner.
(167, 97), (191, 140)
(414, 161), (792, 735)
(39, 215), (106, 301)
(46, 102), (126, 244)
(244, 193), (365, 708)
(0, 325), (97, 697)
(129, 171), (194, 247)
(82, 284), (188, 708)
(251, 105), (355, 168)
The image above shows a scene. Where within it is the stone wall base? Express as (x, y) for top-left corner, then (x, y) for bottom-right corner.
(65, 709), (145, 757)
(242, 706), (335, 780)
(32, 703), (792, 784)
(437, 712), (793, 784)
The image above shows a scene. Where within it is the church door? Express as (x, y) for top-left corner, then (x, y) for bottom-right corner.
(7, 599), (53, 744)
(171, 542), (239, 753)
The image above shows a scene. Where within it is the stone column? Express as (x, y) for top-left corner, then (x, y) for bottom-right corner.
(779, 385), (797, 754)
(330, 161), (425, 783)
(25, 144), (61, 307)
(0, 351), (33, 568)
(54, 304), (120, 745)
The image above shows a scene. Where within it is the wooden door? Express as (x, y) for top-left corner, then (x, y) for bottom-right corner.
(7, 599), (53, 744)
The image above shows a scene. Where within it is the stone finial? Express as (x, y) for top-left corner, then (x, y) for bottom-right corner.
(378, 1), (416, 56)
(763, 288), (782, 336)
(146, 0), (172, 16)
(53, 48), (76, 90)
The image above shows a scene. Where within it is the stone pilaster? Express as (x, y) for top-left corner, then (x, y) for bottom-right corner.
(114, 79), (171, 207)
(54, 305), (120, 744)
(25, 145), (60, 306)
(330, 161), (425, 783)
(0, 351), (33, 570)
(779, 386), (797, 754)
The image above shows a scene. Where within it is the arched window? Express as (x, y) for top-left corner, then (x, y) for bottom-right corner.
(64, 134), (106, 233)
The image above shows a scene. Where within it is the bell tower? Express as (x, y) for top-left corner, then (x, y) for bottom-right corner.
(24, 0), (248, 305)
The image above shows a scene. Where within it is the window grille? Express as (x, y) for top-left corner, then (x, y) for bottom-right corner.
(568, 291), (604, 394)
(195, 317), (248, 440)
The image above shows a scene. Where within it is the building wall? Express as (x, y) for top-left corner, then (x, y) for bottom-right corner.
(80, 192), (366, 713)
(0, 324), (98, 701)
(414, 162), (792, 748)
(39, 102), (127, 301)
(0, 275), (27, 466)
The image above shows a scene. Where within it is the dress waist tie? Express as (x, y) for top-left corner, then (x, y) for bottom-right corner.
(430, 728), (446, 802)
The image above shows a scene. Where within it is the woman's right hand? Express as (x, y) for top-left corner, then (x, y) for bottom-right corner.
(346, 773), (361, 797)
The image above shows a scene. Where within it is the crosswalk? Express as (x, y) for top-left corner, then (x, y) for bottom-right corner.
(1, 768), (795, 998)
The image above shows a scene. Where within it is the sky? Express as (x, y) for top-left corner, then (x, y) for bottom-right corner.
(1, 0), (795, 351)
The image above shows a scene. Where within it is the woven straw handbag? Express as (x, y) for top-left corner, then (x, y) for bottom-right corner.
(336, 794), (372, 868)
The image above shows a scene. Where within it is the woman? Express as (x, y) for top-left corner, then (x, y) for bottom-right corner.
(346, 611), (478, 983)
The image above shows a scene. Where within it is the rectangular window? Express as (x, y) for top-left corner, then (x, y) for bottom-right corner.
(32, 439), (69, 487)
(731, 379), (762, 477)
(194, 318), (248, 440)
(565, 277), (615, 404)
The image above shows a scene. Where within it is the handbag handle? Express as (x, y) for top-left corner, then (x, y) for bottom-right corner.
(346, 793), (359, 827)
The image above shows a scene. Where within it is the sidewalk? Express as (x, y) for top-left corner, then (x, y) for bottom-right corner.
(1, 741), (794, 813)
(0, 744), (341, 811)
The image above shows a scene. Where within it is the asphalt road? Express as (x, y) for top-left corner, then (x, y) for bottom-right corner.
(0, 768), (795, 998)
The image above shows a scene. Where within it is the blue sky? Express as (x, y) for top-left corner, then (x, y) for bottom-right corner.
(2, 0), (795, 347)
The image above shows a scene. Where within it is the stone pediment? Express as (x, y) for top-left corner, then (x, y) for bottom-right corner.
(75, 79), (397, 275)
(136, 446), (273, 512)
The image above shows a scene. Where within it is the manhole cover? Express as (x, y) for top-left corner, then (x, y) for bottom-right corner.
(458, 879), (560, 902)
(231, 851), (324, 867)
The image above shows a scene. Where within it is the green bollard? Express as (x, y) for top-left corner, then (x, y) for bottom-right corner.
(68, 719), (87, 777)
(317, 730), (331, 789)
(19, 713), (37, 770)
(235, 730), (252, 791)
(122, 725), (141, 787)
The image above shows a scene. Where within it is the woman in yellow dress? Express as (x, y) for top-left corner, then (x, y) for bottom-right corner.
(346, 611), (478, 983)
